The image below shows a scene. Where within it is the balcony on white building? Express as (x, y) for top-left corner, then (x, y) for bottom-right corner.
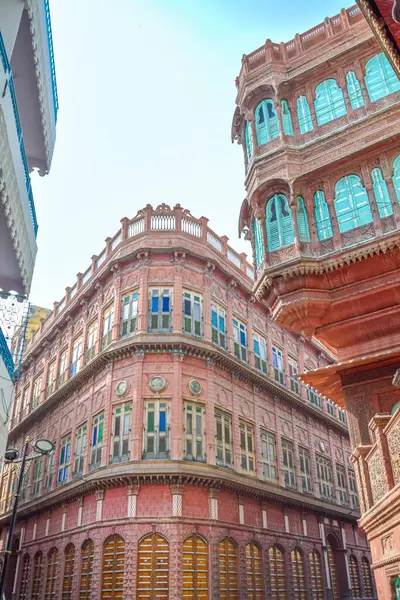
(0, 0), (58, 295)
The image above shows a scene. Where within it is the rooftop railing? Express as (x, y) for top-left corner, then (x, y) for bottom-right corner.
(43, 0), (59, 122)
(237, 5), (364, 87)
(24, 204), (254, 354)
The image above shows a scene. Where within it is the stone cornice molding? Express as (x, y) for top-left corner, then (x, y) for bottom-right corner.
(0, 462), (360, 527)
(8, 335), (348, 443)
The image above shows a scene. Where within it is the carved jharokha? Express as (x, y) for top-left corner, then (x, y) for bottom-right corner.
(232, 2), (400, 599)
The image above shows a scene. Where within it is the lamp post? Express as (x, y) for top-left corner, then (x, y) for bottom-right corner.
(0, 438), (54, 598)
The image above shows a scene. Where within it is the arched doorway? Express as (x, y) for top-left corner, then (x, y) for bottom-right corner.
(326, 533), (348, 600)
(137, 533), (169, 599)
(3, 536), (19, 599)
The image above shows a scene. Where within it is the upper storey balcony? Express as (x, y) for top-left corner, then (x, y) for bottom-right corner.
(232, 5), (400, 202)
(0, 0), (58, 294)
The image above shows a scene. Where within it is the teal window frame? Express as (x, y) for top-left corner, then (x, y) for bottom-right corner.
(314, 79), (347, 126)
(314, 191), (333, 241)
(255, 99), (280, 145)
(346, 71), (364, 110)
(245, 121), (253, 161)
(334, 175), (373, 233)
(297, 96), (313, 133)
(265, 194), (295, 251)
(371, 168), (393, 217)
(253, 217), (265, 268)
(296, 197), (310, 242)
(392, 155), (400, 203)
(281, 100), (294, 136)
(365, 53), (400, 103)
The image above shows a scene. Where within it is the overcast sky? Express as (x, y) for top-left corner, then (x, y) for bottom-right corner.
(30, 0), (353, 308)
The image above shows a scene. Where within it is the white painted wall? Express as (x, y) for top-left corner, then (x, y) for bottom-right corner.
(0, 358), (13, 462)
(0, 0), (24, 57)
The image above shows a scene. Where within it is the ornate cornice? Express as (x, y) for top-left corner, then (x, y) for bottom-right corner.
(0, 461), (360, 527)
(8, 334), (349, 443)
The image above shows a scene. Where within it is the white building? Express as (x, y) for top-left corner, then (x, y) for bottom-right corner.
(0, 0), (58, 459)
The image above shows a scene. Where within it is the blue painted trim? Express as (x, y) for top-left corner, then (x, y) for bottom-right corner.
(0, 327), (14, 380)
(44, 0), (59, 122)
(0, 32), (38, 237)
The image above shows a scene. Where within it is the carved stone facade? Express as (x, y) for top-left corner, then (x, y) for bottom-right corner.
(0, 204), (372, 599)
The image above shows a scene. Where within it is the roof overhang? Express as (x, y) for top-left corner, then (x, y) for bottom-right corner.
(357, 0), (400, 76)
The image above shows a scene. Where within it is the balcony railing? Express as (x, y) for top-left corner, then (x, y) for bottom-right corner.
(23, 203), (255, 355)
(0, 32), (38, 237)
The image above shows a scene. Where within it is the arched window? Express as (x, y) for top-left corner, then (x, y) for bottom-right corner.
(255, 100), (280, 145)
(80, 540), (94, 600)
(253, 218), (265, 268)
(326, 538), (340, 600)
(183, 535), (208, 599)
(371, 168), (393, 217)
(314, 191), (333, 240)
(219, 537), (238, 598)
(281, 100), (294, 136)
(346, 72), (364, 110)
(137, 534), (169, 599)
(296, 197), (310, 242)
(309, 551), (323, 600)
(266, 194), (295, 251)
(291, 549), (306, 600)
(361, 557), (373, 597)
(45, 548), (59, 600)
(246, 542), (263, 599)
(269, 545), (287, 600)
(365, 53), (400, 102)
(245, 121), (253, 162)
(62, 544), (75, 600)
(102, 535), (125, 599)
(297, 96), (313, 133)
(334, 175), (373, 232)
(349, 555), (361, 599)
(392, 155), (400, 202)
(314, 79), (347, 125)
(18, 554), (30, 600)
(391, 401), (400, 416)
(31, 552), (43, 600)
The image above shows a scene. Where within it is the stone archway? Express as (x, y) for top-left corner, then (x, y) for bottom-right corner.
(3, 536), (19, 600)
(326, 533), (350, 600)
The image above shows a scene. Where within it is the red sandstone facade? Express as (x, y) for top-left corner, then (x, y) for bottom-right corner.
(0, 205), (372, 599)
(233, 4), (400, 600)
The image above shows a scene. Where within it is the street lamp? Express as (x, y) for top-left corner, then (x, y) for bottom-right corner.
(0, 437), (55, 598)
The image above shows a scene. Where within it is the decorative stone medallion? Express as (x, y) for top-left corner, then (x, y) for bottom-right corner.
(189, 379), (202, 395)
(116, 380), (129, 397)
(319, 440), (326, 453)
(149, 376), (166, 392)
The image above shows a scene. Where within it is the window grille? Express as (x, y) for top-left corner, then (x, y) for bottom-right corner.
(137, 534), (168, 600)
(219, 538), (238, 598)
(246, 543), (263, 599)
(183, 403), (206, 462)
(143, 401), (169, 459)
(215, 411), (233, 468)
(101, 535), (125, 599)
(183, 292), (202, 337)
(261, 430), (278, 481)
(121, 292), (138, 337)
(90, 412), (104, 469)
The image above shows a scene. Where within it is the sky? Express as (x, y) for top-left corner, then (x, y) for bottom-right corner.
(30, 0), (354, 309)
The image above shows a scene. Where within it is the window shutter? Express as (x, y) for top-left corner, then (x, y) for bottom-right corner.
(372, 168), (393, 217)
(393, 155), (400, 203)
(296, 197), (310, 242)
(297, 96), (313, 133)
(346, 71), (364, 110)
(281, 100), (294, 136)
(255, 103), (267, 145)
